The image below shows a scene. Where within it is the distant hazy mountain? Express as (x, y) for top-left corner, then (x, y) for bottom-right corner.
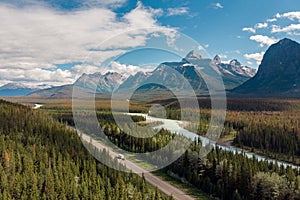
(28, 84), (74, 98)
(232, 38), (300, 97)
(28, 72), (125, 98)
(118, 51), (255, 97)
(213, 55), (257, 78)
(74, 72), (126, 93)
(0, 83), (50, 96)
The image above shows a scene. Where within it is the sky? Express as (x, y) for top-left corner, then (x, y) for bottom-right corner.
(0, 0), (300, 87)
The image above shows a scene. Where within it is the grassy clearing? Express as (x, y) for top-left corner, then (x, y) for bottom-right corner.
(153, 171), (216, 200)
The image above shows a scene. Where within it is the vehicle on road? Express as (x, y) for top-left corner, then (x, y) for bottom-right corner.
(117, 154), (125, 160)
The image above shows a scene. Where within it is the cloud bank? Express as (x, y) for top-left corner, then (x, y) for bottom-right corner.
(0, 1), (177, 86)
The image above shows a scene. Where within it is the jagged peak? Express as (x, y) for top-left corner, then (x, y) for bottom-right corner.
(93, 72), (102, 76)
(213, 55), (222, 64)
(229, 59), (241, 66)
(80, 72), (101, 77)
(104, 71), (122, 77)
(184, 50), (202, 60)
(214, 54), (221, 59)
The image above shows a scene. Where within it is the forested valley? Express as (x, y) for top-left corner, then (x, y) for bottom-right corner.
(0, 100), (172, 200)
(165, 99), (300, 165)
(6, 98), (300, 200)
(51, 99), (300, 200)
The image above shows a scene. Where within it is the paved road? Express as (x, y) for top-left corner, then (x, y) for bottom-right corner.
(34, 105), (195, 199)
(79, 132), (196, 200)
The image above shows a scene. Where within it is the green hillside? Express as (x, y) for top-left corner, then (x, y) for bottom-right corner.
(0, 100), (171, 200)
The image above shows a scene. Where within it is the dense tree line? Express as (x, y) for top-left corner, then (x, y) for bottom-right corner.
(62, 111), (300, 199)
(164, 142), (300, 199)
(165, 99), (300, 164)
(155, 98), (300, 115)
(57, 110), (195, 167)
(0, 100), (172, 200)
(232, 114), (300, 164)
(45, 98), (300, 199)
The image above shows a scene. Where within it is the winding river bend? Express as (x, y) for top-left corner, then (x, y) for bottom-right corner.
(126, 113), (300, 170)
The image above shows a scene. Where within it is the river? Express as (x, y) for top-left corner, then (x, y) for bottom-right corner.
(126, 113), (300, 170)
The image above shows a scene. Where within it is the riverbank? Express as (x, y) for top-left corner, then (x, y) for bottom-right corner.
(128, 113), (300, 170)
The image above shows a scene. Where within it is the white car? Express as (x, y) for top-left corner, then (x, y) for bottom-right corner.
(117, 154), (125, 160)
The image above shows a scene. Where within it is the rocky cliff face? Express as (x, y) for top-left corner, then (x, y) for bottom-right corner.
(233, 38), (300, 97)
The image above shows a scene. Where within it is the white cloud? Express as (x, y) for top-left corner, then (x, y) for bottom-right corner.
(4, 0), (127, 9)
(244, 52), (265, 63)
(219, 54), (227, 59)
(222, 60), (231, 64)
(167, 7), (189, 16)
(123, 2), (164, 28)
(71, 64), (100, 77)
(275, 13), (281, 18)
(204, 44), (209, 48)
(0, 68), (74, 86)
(197, 45), (204, 51)
(276, 11), (300, 22)
(107, 61), (155, 76)
(213, 3), (224, 9)
(271, 24), (300, 34)
(267, 18), (277, 22)
(0, 1), (177, 85)
(249, 35), (278, 47)
(254, 22), (268, 29)
(82, 0), (127, 8)
(242, 27), (256, 33)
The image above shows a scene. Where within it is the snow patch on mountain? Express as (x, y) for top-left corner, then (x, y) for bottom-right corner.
(213, 55), (257, 78)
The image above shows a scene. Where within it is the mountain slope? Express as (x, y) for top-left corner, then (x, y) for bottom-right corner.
(28, 84), (75, 98)
(214, 56), (256, 78)
(28, 72), (125, 98)
(74, 72), (125, 93)
(118, 51), (255, 97)
(0, 100), (170, 199)
(28, 51), (255, 99)
(0, 83), (50, 96)
(232, 38), (300, 97)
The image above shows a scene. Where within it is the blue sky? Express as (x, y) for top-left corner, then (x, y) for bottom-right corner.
(134, 0), (300, 65)
(0, 0), (300, 86)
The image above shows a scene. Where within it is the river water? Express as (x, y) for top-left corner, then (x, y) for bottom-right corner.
(126, 113), (300, 170)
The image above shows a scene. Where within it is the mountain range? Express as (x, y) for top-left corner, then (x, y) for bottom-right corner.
(3, 38), (300, 98)
(26, 51), (255, 98)
(119, 51), (256, 95)
(28, 72), (126, 98)
(213, 56), (256, 78)
(0, 83), (50, 97)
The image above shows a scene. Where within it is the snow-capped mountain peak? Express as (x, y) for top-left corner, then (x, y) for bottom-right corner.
(229, 59), (241, 67)
(213, 55), (222, 64)
(74, 71), (127, 94)
(184, 50), (202, 61)
(212, 55), (257, 78)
